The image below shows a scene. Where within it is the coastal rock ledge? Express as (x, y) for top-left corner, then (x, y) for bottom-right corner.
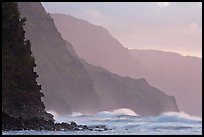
(2, 112), (110, 132)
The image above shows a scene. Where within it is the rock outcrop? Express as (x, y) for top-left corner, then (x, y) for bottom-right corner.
(2, 111), (110, 131)
(2, 2), (53, 130)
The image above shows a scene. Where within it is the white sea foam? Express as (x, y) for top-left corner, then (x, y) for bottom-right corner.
(94, 108), (138, 118)
(165, 111), (201, 120)
(156, 111), (202, 123)
(112, 108), (138, 116)
(71, 112), (83, 117)
(13, 109), (200, 135)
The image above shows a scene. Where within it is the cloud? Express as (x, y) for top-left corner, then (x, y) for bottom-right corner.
(156, 2), (170, 7)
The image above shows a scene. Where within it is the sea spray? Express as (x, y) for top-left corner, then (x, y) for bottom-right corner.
(27, 108), (201, 135)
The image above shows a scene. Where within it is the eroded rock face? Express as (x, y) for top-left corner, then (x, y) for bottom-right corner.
(18, 2), (179, 117)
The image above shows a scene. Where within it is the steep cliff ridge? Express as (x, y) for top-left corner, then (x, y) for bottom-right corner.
(82, 61), (179, 115)
(18, 2), (99, 115)
(2, 2), (54, 130)
(52, 13), (201, 116)
(2, 1), (50, 120)
(18, 2), (179, 116)
(65, 41), (179, 116)
(51, 13), (149, 79)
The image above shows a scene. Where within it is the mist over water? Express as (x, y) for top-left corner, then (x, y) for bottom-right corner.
(3, 2), (201, 135)
(3, 108), (202, 135)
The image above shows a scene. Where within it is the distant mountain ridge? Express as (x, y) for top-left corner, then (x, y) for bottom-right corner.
(129, 49), (202, 116)
(51, 13), (202, 117)
(65, 40), (179, 115)
(18, 2), (179, 116)
(51, 13), (150, 79)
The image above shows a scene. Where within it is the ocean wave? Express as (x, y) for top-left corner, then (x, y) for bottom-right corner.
(95, 108), (138, 117)
(47, 108), (202, 131)
(154, 111), (202, 123)
(3, 109), (202, 135)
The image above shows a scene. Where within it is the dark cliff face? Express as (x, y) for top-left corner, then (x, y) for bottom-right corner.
(18, 2), (179, 116)
(18, 2), (99, 115)
(52, 13), (201, 117)
(2, 2), (52, 122)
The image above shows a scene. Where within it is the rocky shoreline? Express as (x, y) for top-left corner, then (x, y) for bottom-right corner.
(2, 112), (110, 132)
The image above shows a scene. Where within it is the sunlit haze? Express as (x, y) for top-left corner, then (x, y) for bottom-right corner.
(42, 2), (202, 58)
(2, 2), (202, 135)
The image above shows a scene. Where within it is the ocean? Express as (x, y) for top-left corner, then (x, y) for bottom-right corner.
(2, 108), (202, 135)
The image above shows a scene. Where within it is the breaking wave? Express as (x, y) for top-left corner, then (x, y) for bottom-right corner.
(3, 109), (202, 135)
(155, 111), (202, 123)
(48, 109), (201, 124)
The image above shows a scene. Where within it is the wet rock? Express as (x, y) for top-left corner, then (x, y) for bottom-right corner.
(2, 111), (112, 132)
(88, 125), (111, 131)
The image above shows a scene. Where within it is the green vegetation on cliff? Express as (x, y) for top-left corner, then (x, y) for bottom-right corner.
(2, 2), (46, 120)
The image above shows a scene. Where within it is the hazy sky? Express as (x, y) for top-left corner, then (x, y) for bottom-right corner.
(42, 2), (202, 58)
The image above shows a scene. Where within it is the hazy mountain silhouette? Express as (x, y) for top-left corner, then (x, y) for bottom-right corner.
(51, 13), (202, 117)
(130, 49), (202, 117)
(65, 40), (179, 115)
(18, 2), (99, 115)
(18, 2), (179, 116)
(51, 13), (150, 79)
